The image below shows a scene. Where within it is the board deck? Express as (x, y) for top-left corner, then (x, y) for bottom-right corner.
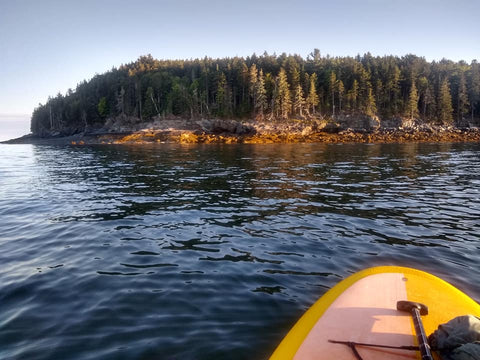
(270, 266), (480, 360)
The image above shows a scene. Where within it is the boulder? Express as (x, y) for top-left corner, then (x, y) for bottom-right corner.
(195, 119), (256, 135)
(335, 114), (380, 132)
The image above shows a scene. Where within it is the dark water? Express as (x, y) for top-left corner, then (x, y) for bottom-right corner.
(1, 142), (479, 360)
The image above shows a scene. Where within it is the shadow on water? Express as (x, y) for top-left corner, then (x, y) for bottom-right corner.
(0, 142), (479, 359)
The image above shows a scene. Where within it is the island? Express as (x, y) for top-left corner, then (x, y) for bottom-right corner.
(5, 51), (480, 144)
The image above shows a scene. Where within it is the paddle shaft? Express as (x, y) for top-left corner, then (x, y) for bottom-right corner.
(410, 307), (433, 360)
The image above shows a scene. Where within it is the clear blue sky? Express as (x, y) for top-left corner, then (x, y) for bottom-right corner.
(0, 0), (479, 138)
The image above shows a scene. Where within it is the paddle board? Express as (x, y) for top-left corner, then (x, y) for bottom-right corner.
(270, 266), (480, 359)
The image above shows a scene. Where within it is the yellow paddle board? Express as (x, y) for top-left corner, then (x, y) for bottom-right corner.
(270, 266), (480, 360)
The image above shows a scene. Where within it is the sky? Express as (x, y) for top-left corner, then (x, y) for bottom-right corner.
(0, 0), (479, 140)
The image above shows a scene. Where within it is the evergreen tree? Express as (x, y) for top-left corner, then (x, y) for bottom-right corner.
(97, 97), (108, 119)
(142, 86), (158, 119)
(225, 83), (233, 117)
(306, 73), (320, 115)
(358, 67), (372, 114)
(189, 81), (200, 119)
(216, 72), (227, 117)
(457, 73), (469, 122)
(424, 84), (436, 121)
(276, 68), (291, 120)
(116, 87), (125, 115)
(249, 64), (258, 109)
(365, 83), (377, 116)
(386, 64), (401, 115)
(133, 79), (143, 121)
(417, 76), (429, 117)
(348, 79), (359, 112)
(264, 72), (275, 114)
(255, 69), (267, 118)
(29, 52), (480, 134)
(290, 67), (301, 91)
(374, 79), (384, 113)
(241, 63), (249, 105)
(406, 78), (419, 119)
(168, 79), (189, 116)
(286, 57), (300, 90)
(271, 81), (280, 119)
(293, 84), (305, 117)
(337, 80), (345, 113)
(437, 78), (454, 125)
(329, 71), (337, 117)
(468, 61), (480, 121)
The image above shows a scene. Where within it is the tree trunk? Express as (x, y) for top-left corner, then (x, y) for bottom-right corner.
(151, 93), (160, 116)
(49, 106), (53, 129)
(332, 91), (335, 117)
(137, 81), (143, 121)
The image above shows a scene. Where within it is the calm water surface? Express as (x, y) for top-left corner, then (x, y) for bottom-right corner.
(1, 142), (479, 360)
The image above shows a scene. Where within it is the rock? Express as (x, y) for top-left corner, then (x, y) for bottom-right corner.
(335, 114), (380, 132)
(195, 119), (256, 135)
(381, 117), (403, 129)
(322, 122), (341, 133)
(301, 126), (314, 136)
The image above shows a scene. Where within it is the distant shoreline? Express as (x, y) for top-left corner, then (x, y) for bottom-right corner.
(4, 119), (480, 145)
(0, 113), (32, 143)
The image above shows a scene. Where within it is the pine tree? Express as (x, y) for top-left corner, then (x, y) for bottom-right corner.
(365, 83), (377, 116)
(337, 80), (345, 113)
(189, 81), (200, 119)
(143, 86), (158, 119)
(29, 52), (480, 136)
(424, 84), (436, 121)
(216, 72), (227, 117)
(358, 67), (372, 115)
(386, 64), (401, 115)
(286, 58), (300, 90)
(276, 68), (291, 120)
(303, 72), (310, 96)
(241, 63), (249, 105)
(457, 73), (469, 122)
(329, 71), (337, 117)
(374, 79), (384, 113)
(437, 78), (454, 125)
(255, 69), (267, 118)
(406, 78), (419, 119)
(306, 73), (320, 115)
(290, 67), (300, 91)
(348, 79), (359, 112)
(249, 64), (258, 110)
(417, 76), (429, 118)
(116, 86), (125, 114)
(264, 72), (275, 116)
(97, 97), (108, 118)
(225, 84), (233, 117)
(469, 61), (480, 121)
(134, 80), (143, 121)
(293, 84), (305, 117)
(272, 81), (280, 120)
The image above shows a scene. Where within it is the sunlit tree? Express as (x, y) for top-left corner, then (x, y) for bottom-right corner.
(437, 79), (454, 125)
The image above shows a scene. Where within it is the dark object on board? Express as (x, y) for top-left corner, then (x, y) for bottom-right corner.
(429, 315), (480, 360)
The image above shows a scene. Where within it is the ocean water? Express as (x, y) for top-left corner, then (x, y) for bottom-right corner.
(0, 142), (479, 360)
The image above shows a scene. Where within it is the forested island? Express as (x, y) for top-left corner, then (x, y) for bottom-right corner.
(12, 51), (480, 144)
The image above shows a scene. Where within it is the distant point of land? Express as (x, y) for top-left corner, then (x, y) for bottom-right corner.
(9, 52), (480, 144)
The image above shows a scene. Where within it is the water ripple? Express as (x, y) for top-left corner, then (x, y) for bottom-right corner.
(0, 142), (479, 359)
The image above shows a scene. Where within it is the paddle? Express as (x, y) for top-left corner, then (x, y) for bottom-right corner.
(397, 300), (433, 360)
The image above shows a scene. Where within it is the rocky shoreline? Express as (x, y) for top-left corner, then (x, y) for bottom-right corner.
(4, 118), (480, 145)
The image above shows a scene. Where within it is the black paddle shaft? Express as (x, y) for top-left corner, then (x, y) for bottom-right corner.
(397, 301), (433, 360)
